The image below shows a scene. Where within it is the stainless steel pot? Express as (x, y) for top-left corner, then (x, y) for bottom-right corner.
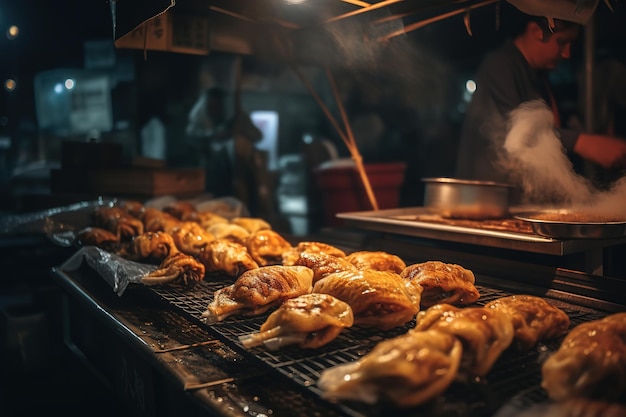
(422, 177), (514, 220)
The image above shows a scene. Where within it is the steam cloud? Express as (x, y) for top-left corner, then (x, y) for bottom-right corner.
(502, 99), (625, 217)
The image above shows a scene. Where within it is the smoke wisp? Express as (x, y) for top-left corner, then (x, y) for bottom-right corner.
(502, 99), (626, 217)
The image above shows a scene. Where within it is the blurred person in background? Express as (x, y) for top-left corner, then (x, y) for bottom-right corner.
(455, 5), (626, 197)
(186, 87), (272, 217)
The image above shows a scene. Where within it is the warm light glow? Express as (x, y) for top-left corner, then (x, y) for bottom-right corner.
(4, 79), (16, 92)
(285, 0), (307, 4)
(64, 78), (75, 89)
(6, 25), (19, 39)
(465, 79), (476, 94)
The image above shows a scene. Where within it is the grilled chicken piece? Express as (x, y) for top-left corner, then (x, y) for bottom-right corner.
(282, 241), (347, 266)
(119, 231), (179, 263)
(206, 223), (250, 244)
(541, 312), (626, 402)
(167, 221), (215, 257)
(76, 226), (119, 252)
(197, 239), (259, 278)
(345, 250), (406, 273)
(119, 200), (145, 218)
(413, 303), (514, 377)
(313, 269), (423, 330)
(485, 295), (570, 351)
(231, 217), (271, 233)
(162, 200), (198, 221)
(201, 265), (314, 323)
(245, 229), (293, 267)
(141, 252), (205, 288)
(93, 206), (144, 241)
(239, 293), (353, 350)
(317, 329), (463, 407)
(141, 207), (181, 233)
(195, 211), (229, 229)
(401, 261), (480, 307)
(294, 251), (357, 284)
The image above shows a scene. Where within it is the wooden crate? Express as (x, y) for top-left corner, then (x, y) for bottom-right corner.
(88, 168), (205, 197)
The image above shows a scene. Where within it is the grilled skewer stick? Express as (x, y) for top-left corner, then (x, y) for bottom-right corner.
(201, 265), (314, 324)
(239, 293), (353, 350)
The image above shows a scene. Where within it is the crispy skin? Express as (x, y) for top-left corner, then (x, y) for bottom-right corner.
(141, 252), (205, 288)
(76, 226), (119, 252)
(541, 312), (626, 402)
(317, 329), (463, 407)
(282, 241), (347, 266)
(202, 265), (314, 323)
(345, 251), (406, 273)
(401, 261), (480, 307)
(141, 207), (181, 233)
(195, 211), (229, 229)
(168, 221), (215, 257)
(413, 304), (514, 376)
(197, 239), (259, 278)
(231, 217), (271, 233)
(120, 231), (179, 263)
(162, 201), (198, 221)
(239, 293), (354, 349)
(93, 206), (144, 241)
(485, 295), (570, 351)
(313, 269), (423, 330)
(246, 229), (293, 267)
(206, 223), (250, 244)
(294, 251), (357, 284)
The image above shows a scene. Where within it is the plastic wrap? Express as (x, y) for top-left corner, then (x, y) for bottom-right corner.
(60, 246), (156, 296)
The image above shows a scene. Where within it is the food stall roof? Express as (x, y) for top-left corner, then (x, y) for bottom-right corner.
(110, 0), (601, 61)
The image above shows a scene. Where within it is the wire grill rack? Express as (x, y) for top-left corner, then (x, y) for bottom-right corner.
(148, 278), (609, 417)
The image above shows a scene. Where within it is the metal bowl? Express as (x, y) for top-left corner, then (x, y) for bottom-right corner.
(422, 177), (515, 220)
(514, 209), (626, 239)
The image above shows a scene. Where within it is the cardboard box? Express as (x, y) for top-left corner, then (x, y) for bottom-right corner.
(88, 168), (205, 197)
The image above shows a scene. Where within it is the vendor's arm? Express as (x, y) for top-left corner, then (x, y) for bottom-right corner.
(573, 133), (626, 170)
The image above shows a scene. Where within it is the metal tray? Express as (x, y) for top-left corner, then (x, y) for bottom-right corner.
(337, 207), (626, 256)
(514, 210), (626, 239)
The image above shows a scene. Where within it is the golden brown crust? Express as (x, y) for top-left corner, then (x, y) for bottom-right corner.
(313, 269), (423, 330)
(246, 229), (293, 267)
(167, 221), (215, 257)
(294, 251), (357, 284)
(413, 303), (514, 376)
(401, 261), (480, 307)
(485, 295), (570, 351)
(202, 265), (314, 322)
(282, 241), (347, 266)
(345, 251), (406, 273)
(197, 239), (259, 278)
(317, 329), (463, 407)
(541, 312), (626, 402)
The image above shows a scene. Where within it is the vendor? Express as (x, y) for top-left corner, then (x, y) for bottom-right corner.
(455, 7), (626, 198)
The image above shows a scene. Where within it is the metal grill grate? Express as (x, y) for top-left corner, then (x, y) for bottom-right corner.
(149, 279), (612, 417)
